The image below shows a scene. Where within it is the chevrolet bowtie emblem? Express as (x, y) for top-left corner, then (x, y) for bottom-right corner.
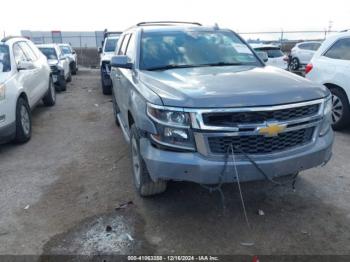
(258, 123), (287, 137)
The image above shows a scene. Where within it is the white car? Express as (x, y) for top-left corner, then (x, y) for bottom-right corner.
(98, 33), (121, 94)
(58, 43), (78, 75)
(37, 44), (71, 91)
(306, 31), (350, 130)
(0, 37), (55, 144)
(251, 44), (288, 69)
(289, 41), (322, 70)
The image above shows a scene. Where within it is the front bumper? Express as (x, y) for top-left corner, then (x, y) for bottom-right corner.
(140, 129), (334, 184)
(0, 121), (15, 144)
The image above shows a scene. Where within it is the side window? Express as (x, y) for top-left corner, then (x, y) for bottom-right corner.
(118, 34), (130, 55)
(125, 34), (136, 61)
(298, 43), (306, 50)
(324, 38), (350, 60)
(13, 43), (28, 64)
(19, 42), (38, 61)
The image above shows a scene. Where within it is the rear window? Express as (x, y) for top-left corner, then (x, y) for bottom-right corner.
(0, 45), (11, 72)
(255, 47), (284, 58)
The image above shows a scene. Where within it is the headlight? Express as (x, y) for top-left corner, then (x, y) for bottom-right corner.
(0, 84), (5, 101)
(147, 104), (190, 127)
(320, 96), (332, 136)
(147, 103), (195, 151)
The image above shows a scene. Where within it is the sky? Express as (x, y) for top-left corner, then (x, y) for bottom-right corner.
(1, 0), (349, 38)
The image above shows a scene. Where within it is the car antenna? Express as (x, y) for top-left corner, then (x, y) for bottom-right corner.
(213, 23), (220, 30)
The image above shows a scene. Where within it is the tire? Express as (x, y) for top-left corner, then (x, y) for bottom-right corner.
(329, 87), (350, 130)
(66, 70), (72, 83)
(59, 77), (67, 91)
(130, 124), (167, 196)
(102, 81), (112, 95)
(112, 88), (120, 126)
(42, 76), (56, 107)
(71, 62), (77, 75)
(289, 57), (300, 71)
(14, 97), (32, 143)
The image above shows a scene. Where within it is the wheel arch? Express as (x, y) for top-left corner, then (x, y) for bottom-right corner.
(324, 83), (350, 106)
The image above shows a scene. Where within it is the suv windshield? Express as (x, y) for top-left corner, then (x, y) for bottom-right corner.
(104, 38), (119, 52)
(39, 48), (58, 60)
(140, 30), (260, 70)
(0, 45), (11, 73)
(255, 47), (284, 58)
(60, 46), (72, 55)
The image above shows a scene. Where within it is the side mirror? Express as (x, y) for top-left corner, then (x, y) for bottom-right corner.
(72, 50), (76, 54)
(98, 47), (102, 54)
(60, 55), (66, 60)
(256, 51), (268, 63)
(110, 55), (133, 69)
(18, 60), (35, 70)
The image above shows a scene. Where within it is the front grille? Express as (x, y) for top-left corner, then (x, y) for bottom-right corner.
(202, 104), (319, 127)
(208, 127), (314, 155)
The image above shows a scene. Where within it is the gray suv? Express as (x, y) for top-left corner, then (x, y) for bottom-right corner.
(110, 22), (334, 196)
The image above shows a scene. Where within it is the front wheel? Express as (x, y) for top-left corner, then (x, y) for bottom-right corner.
(130, 124), (167, 196)
(14, 97), (32, 143)
(330, 87), (350, 130)
(66, 70), (72, 83)
(43, 76), (56, 106)
(111, 88), (120, 126)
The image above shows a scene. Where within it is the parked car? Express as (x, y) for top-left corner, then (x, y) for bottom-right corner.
(305, 30), (350, 130)
(37, 44), (71, 91)
(58, 43), (78, 75)
(110, 22), (333, 196)
(0, 37), (56, 144)
(98, 32), (121, 95)
(251, 44), (288, 69)
(289, 41), (322, 70)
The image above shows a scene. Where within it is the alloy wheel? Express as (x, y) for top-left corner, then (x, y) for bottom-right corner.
(20, 105), (30, 135)
(332, 94), (343, 124)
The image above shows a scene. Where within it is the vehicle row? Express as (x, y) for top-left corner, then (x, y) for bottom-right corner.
(0, 38), (78, 144)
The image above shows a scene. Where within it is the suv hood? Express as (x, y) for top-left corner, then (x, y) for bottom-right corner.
(139, 66), (328, 108)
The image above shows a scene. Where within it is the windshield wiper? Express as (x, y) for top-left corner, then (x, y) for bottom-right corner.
(145, 64), (201, 71)
(201, 62), (245, 67)
(145, 62), (250, 71)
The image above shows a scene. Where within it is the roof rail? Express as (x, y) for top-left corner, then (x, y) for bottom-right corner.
(340, 29), (350, 32)
(136, 21), (202, 27)
(1, 36), (25, 42)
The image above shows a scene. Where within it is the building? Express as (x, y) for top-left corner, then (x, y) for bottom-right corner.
(21, 30), (105, 48)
